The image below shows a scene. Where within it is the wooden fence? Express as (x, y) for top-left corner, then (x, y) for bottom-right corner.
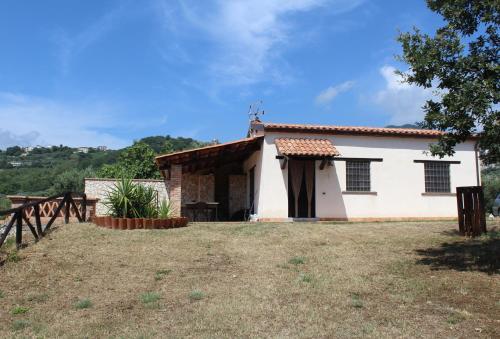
(456, 186), (487, 237)
(0, 192), (94, 250)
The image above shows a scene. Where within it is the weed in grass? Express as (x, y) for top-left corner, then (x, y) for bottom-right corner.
(7, 251), (21, 263)
(11, 306), (29, 315)
(0, 289), (4, 298)
(74, 276), (83, 282)
(288, 256), (306, 265)
(154, 269), (172, 281)
(351, 293), (363, 309)
(276, 263), (290, 269)
(3, 237), (15, 248)
(298, 272), (313, 283)
(75, 298), (92, 309)
(12, 319), (29, 331)
(27, 293), (49, 303)
(189, 290), (205, 301)
(362, 323), (375, 335)
(141, 292), (161, 304)
(480, 230), (500, 240)
(447, 312), (466, 325)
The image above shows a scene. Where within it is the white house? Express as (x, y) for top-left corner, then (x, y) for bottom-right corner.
(155, 120), (480, 222)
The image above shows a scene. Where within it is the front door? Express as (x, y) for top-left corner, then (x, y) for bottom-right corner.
(288, 159), (315, 218)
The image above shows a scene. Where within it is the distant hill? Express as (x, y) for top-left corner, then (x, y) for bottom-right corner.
(384, 123), (422, 129)
(0, 135), (210, 200)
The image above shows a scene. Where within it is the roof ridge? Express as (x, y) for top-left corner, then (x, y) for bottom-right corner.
(261, 122), (446, 137)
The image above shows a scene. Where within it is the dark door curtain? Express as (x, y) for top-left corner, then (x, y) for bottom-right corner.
(289, 159), (304, 218)
(288, 159), (315, 218)
(304, 161), (315, 218)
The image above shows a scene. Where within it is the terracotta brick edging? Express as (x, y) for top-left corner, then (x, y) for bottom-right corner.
(91, 217), (188, 230)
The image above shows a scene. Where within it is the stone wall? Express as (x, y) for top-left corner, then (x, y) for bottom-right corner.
(84, 178), (169, 216)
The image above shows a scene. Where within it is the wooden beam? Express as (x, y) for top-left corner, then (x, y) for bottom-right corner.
(281, 157), (288, 170)
(319, 158), (328, 170)
(22, 214), (39, 241)
(34, 204), (43, 237)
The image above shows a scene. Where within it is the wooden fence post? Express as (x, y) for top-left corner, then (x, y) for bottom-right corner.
(15, 211), (23, 249)
(82, 194), (87, 222)
(34, 204), (43, 237)
(64, 194), (70, 224)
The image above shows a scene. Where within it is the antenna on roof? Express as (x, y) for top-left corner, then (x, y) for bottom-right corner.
(248, 100), (264, 122)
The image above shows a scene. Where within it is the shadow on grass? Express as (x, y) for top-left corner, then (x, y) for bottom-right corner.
(415, 236), (500, 275)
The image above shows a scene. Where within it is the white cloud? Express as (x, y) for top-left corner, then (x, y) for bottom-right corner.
(372, 65), (439, 124)
(0, 92), (129, 149)
(51, 5), (124, 75)
(315, 80), (355, 105)
(157, 0), (365, 85)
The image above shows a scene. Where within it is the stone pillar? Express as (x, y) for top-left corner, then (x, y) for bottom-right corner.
(169, 165), (182, 217)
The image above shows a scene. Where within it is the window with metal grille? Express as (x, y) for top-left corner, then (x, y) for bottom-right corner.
(424, 162), (450, 192)
(346, 161), (370, 191)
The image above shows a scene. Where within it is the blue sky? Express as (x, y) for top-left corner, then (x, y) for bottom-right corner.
(0, 0), (443, 149)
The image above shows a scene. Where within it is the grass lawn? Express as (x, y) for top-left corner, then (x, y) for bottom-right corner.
(0, 220), (499, 338)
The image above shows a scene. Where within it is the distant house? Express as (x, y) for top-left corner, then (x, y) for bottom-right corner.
(77, 147), (90, 154)
(96, 146), (108, 151)
(155, 120), (479, 222)
(9, 161), (23, 167)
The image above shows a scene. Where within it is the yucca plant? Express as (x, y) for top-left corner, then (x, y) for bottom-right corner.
(133, 184), (158, 218)
(157, 199), (173, 218)
(103, 178), (159, 218)
(103, 178), (137, 218)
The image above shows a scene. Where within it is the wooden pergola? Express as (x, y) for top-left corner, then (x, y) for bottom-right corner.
(155, 136), (263, 175)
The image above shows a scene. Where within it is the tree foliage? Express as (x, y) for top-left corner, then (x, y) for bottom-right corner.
(482, 165), (500, 214)
(49, 167), (95, 195)
(97, 142), (160, 179)
(398, 0), (499, 164)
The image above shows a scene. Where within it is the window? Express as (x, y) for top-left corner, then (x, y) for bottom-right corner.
(424, 162), (450, 193)
(346, 161), (370, 191)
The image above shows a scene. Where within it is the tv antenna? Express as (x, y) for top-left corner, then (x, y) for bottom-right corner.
(248, 100), (264, 122)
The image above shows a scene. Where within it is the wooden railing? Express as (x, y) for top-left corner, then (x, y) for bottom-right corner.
(0, 192), (92, 250)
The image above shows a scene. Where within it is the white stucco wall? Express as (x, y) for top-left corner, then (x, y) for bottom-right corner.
(84, 178), (169, 216)
(254, 132), (478, 220)
(243, 147), (263, 214)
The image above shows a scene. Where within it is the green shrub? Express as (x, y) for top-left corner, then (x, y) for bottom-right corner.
(75, 298), (92, 309)
(11, 306), (29, 315)
(189, 290), (205, 301)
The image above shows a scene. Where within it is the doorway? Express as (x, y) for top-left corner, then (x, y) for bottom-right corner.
(288, 159), (315, 218)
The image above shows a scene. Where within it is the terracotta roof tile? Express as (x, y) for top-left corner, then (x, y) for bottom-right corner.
(263, 122), (445, 137)
(275, 138), (340, 157)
